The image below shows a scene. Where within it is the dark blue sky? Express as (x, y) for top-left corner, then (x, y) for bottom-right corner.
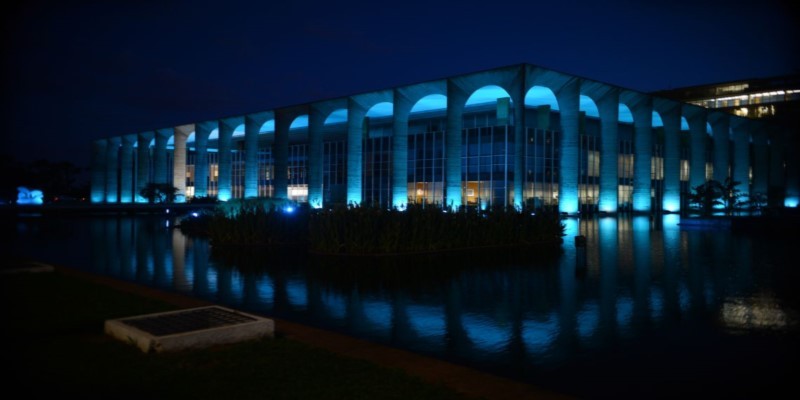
(3, 0), (798, 171)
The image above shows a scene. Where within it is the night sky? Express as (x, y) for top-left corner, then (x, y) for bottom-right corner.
(2, 0), (798, 175)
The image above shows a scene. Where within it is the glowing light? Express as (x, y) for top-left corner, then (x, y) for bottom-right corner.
(406, 305), (445, 337)
(324, 109), (348, 125)
(721, 296), (789, 330)
(290, 115), (309, 130)
(652, 111), (663, 128)
(366, 102), (393, 118)
(410, 94), (447, 114)
(392, 199), (407, 211)
(191, 212), (199, 218)
(522, 314), (558, 353)
(579, 95), (599, 118)
(525, 86), (559, 110)
(466, 85), (511, 107)
(618, 104), (633, 123)
(284, 206), (295, 214)
(232, 124), (245, 137)
(662, 196), (680, 213)
(784, 197), (799, 208)
(559, 195), (578, 215)
(16, 187), (44, 205)
(577, 302), (599, 339)
(286, 280), (307, 308)
(662, 213), (680, 228)
(259, 120), (275, 133)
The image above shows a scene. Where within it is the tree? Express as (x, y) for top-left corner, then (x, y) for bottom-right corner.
(686, 178), (746, 217)
(140, 183), (179, 204)
(686, 180), (723, 216)
(718, 177), (745, 216)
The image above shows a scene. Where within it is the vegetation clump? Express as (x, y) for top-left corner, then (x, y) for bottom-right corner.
(186, 199), (566, 255)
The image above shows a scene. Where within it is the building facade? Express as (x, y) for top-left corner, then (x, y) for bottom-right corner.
(90, 64), (799, 213)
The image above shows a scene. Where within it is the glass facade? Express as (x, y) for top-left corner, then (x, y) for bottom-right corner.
(407, 123), (446, 206)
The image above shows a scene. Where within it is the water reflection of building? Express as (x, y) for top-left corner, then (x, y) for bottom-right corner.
(90, 64), (798, 214)
(89, 214), (785, 378)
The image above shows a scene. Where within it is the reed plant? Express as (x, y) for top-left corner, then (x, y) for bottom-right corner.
(200, 198), (565, 255)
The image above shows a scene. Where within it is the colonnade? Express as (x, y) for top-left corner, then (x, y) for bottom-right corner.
(90, 64), (796, 213)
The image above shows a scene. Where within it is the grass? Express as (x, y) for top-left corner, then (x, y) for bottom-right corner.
(0, 268), (474, 400)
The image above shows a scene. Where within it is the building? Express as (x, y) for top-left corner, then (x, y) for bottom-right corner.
(654, 75), (800, 207)
(90, 63), (800, 213)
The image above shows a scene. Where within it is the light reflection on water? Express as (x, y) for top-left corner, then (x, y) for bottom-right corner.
(5, 213), (799, 398)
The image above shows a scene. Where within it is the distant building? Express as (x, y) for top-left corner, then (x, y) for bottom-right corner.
(90, 64), (800, 212)
(654, 75), (800, 207)
(652, 75), (800, 121)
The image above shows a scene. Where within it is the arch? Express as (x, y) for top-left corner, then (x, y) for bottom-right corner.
(208, 127), (220, 140)
(579, 95), (599, 118)
(410, 94), (447, 114)
(618, 104), (633, 123)
(465, 85), (512, 107)
(652, 111), (664, 128)
(324, 109), (348, 125)
(232, 124), (245, 138)
(259, 120), (275, 134)
(365, 102), (394, 118)
(524, 86), (559, 110)
(290, 115), (309, 130)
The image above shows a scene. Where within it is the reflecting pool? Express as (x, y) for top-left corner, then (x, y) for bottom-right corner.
(4, 212), (798, 399)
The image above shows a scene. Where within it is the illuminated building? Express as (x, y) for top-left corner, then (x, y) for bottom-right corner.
(90, 64), (798, 213)
(654, 75), (800, 207)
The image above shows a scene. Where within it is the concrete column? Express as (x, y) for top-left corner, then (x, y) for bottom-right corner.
(632, 100), (653, 213)
(446, 81), (467, 210)
(392, 89), (412, 209)
(752, 127), (769, 197)
(557, 79), (580, 214)
(709, 112), (730, 183)
(136, 132), (153, 203)
(244, 114), (268, 198)
(731, 118), (751, 202)
(685, 106), (707, 190)
(153, 129), (171, 185)
(193, 122), (212, 198)
(274, 111), (291, 200)
(217, 119), (236, 201)
(308, 105), (326, 208)
(512, 81), (526, 208)
(598, 90), (619, 213)
(658, 100), (681, 213)
(768, 128), (785, 207)
(119, 134), (137, 203)
(346, 98), (366, 206)
(104, 136), (120, 203)
(173, 125), (192, 202)
(90, 139), (107, 203)
(784, 129), (800, 207)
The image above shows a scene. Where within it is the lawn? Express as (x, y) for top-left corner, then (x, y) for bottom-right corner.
(0, 268), (473, 400)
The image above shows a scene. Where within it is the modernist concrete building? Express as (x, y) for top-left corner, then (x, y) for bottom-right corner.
(90, 63), (799, 213)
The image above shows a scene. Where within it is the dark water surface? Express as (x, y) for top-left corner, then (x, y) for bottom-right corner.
(4, 212), (798, 399)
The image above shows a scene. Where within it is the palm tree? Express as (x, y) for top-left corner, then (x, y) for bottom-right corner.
(686, 180), (723, 216)
(719, 178), (745, 216)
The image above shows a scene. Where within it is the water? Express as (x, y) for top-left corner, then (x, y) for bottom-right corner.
(4, 212), (798, 399)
